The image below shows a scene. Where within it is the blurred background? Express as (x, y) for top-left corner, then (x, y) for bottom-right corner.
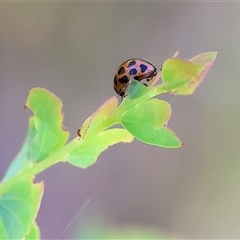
(0, 2), (240, 239)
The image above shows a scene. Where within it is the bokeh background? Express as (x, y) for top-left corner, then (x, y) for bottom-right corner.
(1, 2), (240, 239)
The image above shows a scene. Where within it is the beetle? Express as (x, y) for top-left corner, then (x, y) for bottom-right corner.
(114, 58), (157, 97)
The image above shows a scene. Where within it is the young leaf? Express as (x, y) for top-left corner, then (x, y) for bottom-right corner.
(189, 51), (218, 85)
(67, 129), (134, 168)
(80, 96), (118, 138)
(152, 78), (190, 95)
(162, 51), (217, 95)
(121, 98), (182, 148)
(25, 88), (69, 162)
(2, 117), (37, 181)
(162, 58), (204, 95)
(127, 80), (148, 99)
(189, 51), (218, 66)
(0, 179), (43, 239)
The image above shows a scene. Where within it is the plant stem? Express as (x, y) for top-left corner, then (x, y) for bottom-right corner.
(0, 138), (79, 195)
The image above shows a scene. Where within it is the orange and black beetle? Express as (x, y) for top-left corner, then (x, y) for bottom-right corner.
(114, 59), (157, 97)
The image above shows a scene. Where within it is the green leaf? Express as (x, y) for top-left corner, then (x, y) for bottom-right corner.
(162, 58), (204, 95)
(121, 98), (182, 148)
(25, 88), (69, 162)
(189, 51), (218, 66)
(25, 222), (41, 240)
(0, 179), (43, 239)
(189, 51), (218, 86)
(67, 129), (134, 168)
(2, 117), (37, 181)
(127, 80), (148, 99)
(79, 96), (118, 138)
(153, 79), (190, 95)
(162, 51), (217, 95)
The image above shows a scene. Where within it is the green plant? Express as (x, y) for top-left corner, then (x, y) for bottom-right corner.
(0, 51), (217, 239)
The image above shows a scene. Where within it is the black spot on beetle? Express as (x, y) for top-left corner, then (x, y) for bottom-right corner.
(134, 75), (141, 80)
(118, 66), (125, 75)
(129, 68), (137, 76)
(118, 89), (125, 96)
(114, 76), (118, 85)
(140, 64), (148, 73)
(119, 75), (129, 83)
(127, 60), (136, 68)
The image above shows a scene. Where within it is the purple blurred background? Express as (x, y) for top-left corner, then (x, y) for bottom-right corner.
(1, 2), (240, 239)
